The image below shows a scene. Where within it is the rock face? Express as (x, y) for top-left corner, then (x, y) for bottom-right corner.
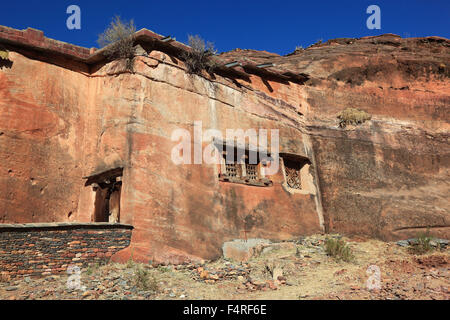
(0, 27), (449, 263)
(221, 34), (450, 240)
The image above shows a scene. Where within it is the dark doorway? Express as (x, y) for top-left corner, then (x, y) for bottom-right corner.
(84, 168), (123, 223)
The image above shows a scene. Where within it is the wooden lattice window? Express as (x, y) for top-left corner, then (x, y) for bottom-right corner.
(245, 164), (258, 181)
(225, 163), (240, 178)
(283, 158), (302, 190)
(218, 144), (272, 187)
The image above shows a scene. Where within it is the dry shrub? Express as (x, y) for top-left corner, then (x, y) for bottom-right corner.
(0, 49), (8, 60)
(97, 16), (136, 71)
(307, 39), (323, 48)
(126, 257), (135, 269)
(86, 262), (100, 276)
(134, 265), (159, 292)
(337, 107), (372, 128)
(86, 259), (109, 275)
(0, 271), (10, 283)
(324, 237), (354, 262)
(182, 35), (218, 75)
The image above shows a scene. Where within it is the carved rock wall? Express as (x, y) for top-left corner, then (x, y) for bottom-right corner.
(221, 35), (450, 240)
(1, 30), (448, 263)
(0, 45), (322, 264)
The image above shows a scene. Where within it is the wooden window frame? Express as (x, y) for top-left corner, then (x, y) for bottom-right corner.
(218, 148), (272, 187)
(280, 155), (313, 194)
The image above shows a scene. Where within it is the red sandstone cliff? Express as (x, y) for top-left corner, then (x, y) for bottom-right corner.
(221, 34), (450, 240)
(0, 26), (448, 263)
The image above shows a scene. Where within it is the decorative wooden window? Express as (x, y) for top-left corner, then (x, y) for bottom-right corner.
(225, 163), (240, 178)
(245, 163), (258, 181)
(218, 145), (272, 187)
(284, 159), (302, 189)
(281, 154), (313, 193)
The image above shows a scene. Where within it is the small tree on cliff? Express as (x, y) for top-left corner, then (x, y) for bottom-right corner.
(182, 34), (218, 75)
(97, 16), (136, 71)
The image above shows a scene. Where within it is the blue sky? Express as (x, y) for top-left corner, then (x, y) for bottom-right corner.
(0, 0), (448, 55)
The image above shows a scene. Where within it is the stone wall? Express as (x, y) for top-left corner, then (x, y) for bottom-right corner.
(0, 26), (92, 59)
(0, 223), (132, 278)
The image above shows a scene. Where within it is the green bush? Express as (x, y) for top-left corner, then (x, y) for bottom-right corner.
(408, 231), (435, 255)
(337, 108), (372, 128)
(157, 265), (171, 273)
(324, 237), (354, 262)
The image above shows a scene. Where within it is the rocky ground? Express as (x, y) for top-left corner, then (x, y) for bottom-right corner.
(0, 234), (448, 300)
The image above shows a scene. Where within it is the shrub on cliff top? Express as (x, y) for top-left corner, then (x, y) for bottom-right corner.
(0, 49), (8, 60)
(97, 16), (136, 71)
(337, 107), (372, 128)
(182, 34), (218, 75)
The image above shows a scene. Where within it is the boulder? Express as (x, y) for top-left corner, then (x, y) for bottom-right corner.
(222, 239), (271, 262)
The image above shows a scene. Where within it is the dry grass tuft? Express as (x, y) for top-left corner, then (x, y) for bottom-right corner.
(337, 107), (372, 128)
(0, 271), (10, 283)
(324, 237), (354, 262)
(0, 50), (8, 60)
(133, 265), (159, 292)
